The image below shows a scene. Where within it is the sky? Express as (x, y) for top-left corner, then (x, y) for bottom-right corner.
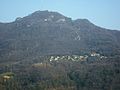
(0, 0), (120, 30)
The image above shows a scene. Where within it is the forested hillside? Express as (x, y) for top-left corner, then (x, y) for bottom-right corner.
(0, 11), (120, 90)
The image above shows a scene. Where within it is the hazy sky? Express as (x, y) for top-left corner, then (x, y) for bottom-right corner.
(0, 0), (120, 30)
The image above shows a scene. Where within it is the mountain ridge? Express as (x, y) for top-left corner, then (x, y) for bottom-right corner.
(0, 10), (120, 62)
(0, 10), (119, 31)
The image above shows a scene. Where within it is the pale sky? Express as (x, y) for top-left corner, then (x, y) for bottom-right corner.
(0, 0), (120, 30)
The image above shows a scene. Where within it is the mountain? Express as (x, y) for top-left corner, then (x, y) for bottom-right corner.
(0, 10), (120, 62)
(0, 10), (120, 90)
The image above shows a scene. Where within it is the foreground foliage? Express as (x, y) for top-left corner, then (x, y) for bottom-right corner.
(0, 55), (120, 90)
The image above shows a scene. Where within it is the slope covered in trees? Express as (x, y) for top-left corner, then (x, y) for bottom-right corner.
(0, 11), (120, 90)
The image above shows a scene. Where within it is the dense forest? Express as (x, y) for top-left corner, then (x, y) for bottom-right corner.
(0, 55), (120, 90)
